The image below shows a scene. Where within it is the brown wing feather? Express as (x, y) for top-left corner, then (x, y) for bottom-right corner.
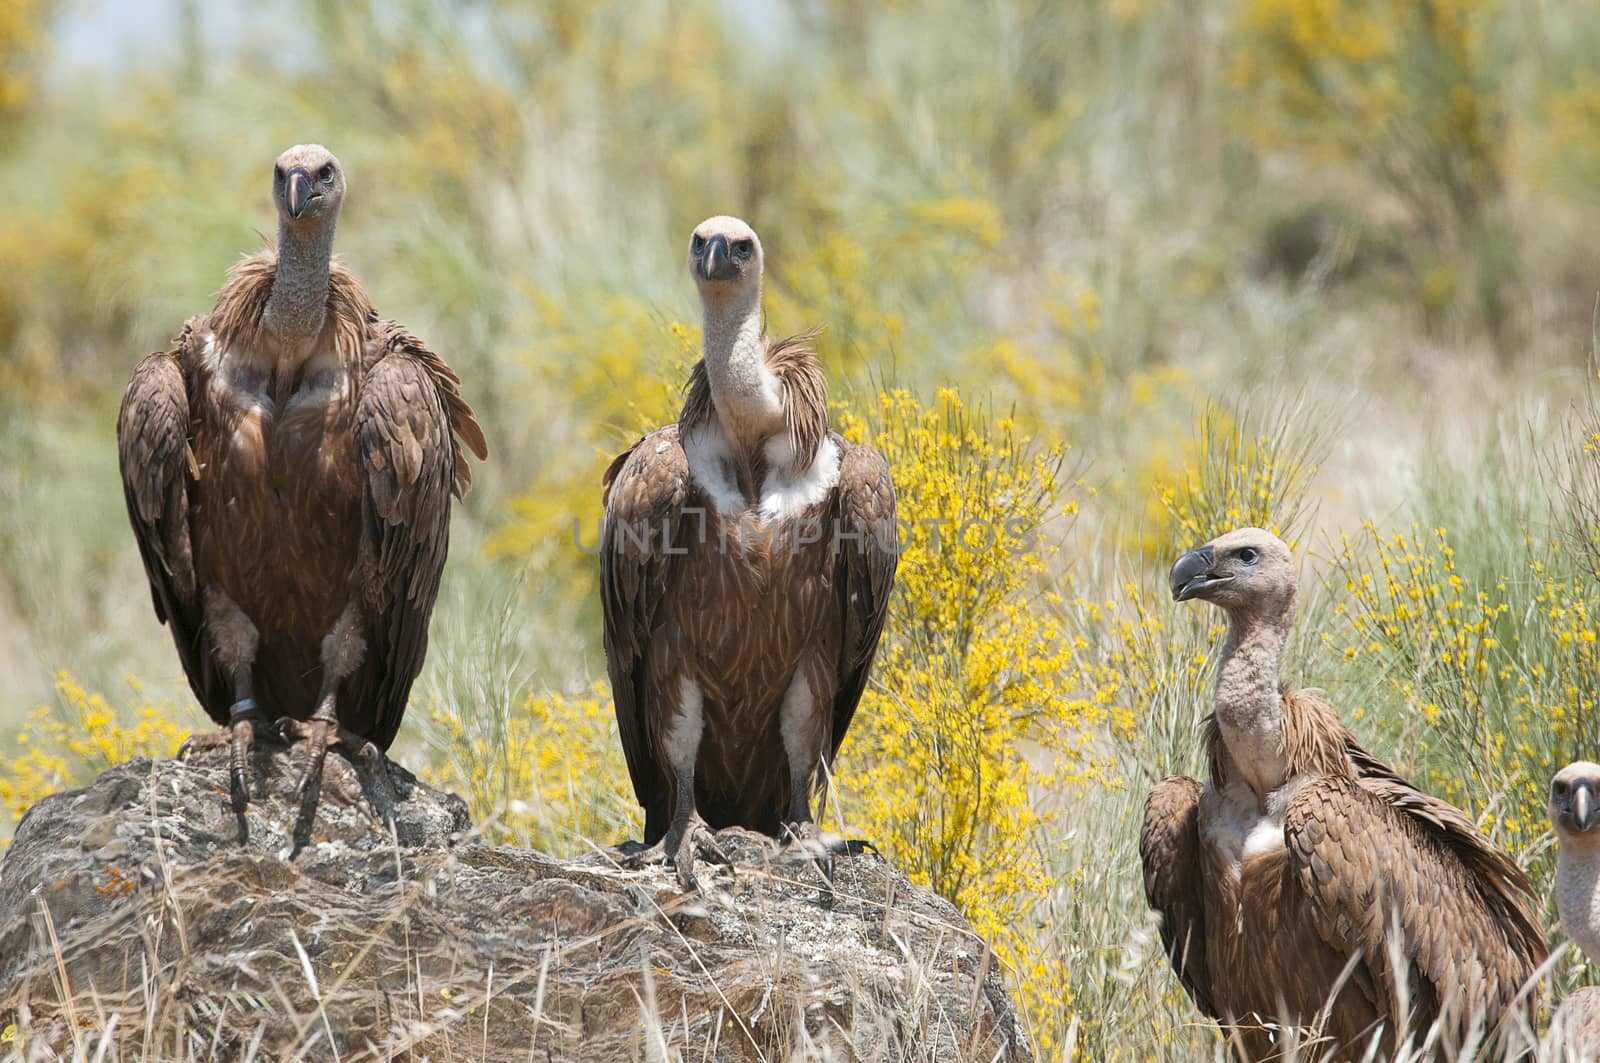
(379, 322), (488, 497)
(829, 437), (896, 759)
(117, 327), (228, 721)
(1140, 775), (1220, 1019)
(1284, 774), (1546, 1051)
(344, 323), (476, 750)
(600, 426), (691, 841)
(1352, 748), (1542, 918)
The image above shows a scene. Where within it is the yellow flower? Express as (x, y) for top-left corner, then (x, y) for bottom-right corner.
(2, 675), (197, 836)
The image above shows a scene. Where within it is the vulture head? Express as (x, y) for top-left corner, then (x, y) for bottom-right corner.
(272, 144), (345, 227)
(1170, 527), (1297, 621)
(1551, 762), (1600, 842)
(689, 215), (763, 298)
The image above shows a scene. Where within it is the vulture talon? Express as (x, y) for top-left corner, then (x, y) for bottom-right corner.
(229, 732), (251, 813)
(293, 721), (335, 801)
(672, 820), (733, 893)
(278, 714), (393, 823)
(626, 817), (732, 893)
(226, 698), (267, 817)
(177, 729), (229, 757)
(780, 821), (846, 888)
(177, 700), (266, 824)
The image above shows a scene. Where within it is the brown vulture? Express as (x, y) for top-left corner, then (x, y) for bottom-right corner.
(600, 215), (898, 891)
(1551, 762), (1600, 1056)
(1141, 528), (1545, 1060)
(117, 145), (486, 824)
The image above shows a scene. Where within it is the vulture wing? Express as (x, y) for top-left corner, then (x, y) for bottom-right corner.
(1284, 773), (1546, 1047)
(828, 438), (897, 761)
(1347, 737), (1543, 934)
(600, 426), (692, 842)
(344, 322), (487, 750)
(117, 326), (226, 721)
(1140, 774), (1219, 1019)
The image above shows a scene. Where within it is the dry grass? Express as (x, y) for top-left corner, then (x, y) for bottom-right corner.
(1, 856), (1022, 1062)
(0, 750), (1028, 1062)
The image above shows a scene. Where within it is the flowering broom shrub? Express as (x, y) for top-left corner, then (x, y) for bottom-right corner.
(1319, 401), (1600, 886)
(485, 300), (699, 606)
(1230, 0), (1504, 230)
(0, 672), (196, 836)
(1229, 0), (1517, 339)
(1133, 402), (1324, 565)
(841, 389), (1082, 915)
(423, 682), (638, 852)
(1327, 523), (1600, 859)
(836, 387), (1129, 1056)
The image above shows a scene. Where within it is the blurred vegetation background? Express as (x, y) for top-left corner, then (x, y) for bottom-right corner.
(4, 0), (1600, 1057)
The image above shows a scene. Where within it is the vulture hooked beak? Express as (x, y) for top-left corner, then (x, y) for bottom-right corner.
(285, 166), (318, 220)
(698, 234), (738, 282)
(1574, 780), (1598, 833)
(1170, 545), (1229, 602)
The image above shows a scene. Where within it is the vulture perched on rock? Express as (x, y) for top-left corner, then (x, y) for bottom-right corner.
(600, 215), (898, 891)
(117, 145), (486, 824)
(1141, 528), (1545, 1060)
(1550, 762), (1600, 1057)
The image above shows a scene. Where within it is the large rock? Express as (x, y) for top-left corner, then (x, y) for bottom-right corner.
(0, 742), (1033, 1061)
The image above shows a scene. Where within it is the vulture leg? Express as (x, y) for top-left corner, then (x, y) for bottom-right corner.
(625, 680), (732, 891)
(276, 602), (396, 826)
(225, 694), (269, 818)
(777, 671), (846, 885)
(178, 589), (270, 827)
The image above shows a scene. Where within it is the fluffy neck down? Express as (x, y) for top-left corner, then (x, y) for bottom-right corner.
(261, 218), (336, 359)
(700, 285), (782, 452)
(1215, 603), (1293, 798)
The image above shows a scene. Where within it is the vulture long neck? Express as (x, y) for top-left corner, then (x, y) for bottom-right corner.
(1557, 838), (1600, 965)
(261, 216), (337, 362)
(1215, 600), (1293, 798)
(700, 283), (780, 456)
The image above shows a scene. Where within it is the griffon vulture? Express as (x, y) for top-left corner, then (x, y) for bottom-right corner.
(1550, 762), (1600, 1056)
(1141, 528), (1545, 1060)
(600, 216), (898, 891)
(117, 145), (487, 823)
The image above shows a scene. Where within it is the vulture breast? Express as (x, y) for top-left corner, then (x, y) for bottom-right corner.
(190, 339), (364, 708)
(654, 425), (846, 832)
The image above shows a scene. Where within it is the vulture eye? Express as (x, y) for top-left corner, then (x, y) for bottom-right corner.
(1555, 780), (1570, 798)
(733, 239), (753, 259)
(1237, 547), (1260, 565)
(691, 235), (706, 253)
(318, 163), (335, 183)
(274, 166), (284, 183)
